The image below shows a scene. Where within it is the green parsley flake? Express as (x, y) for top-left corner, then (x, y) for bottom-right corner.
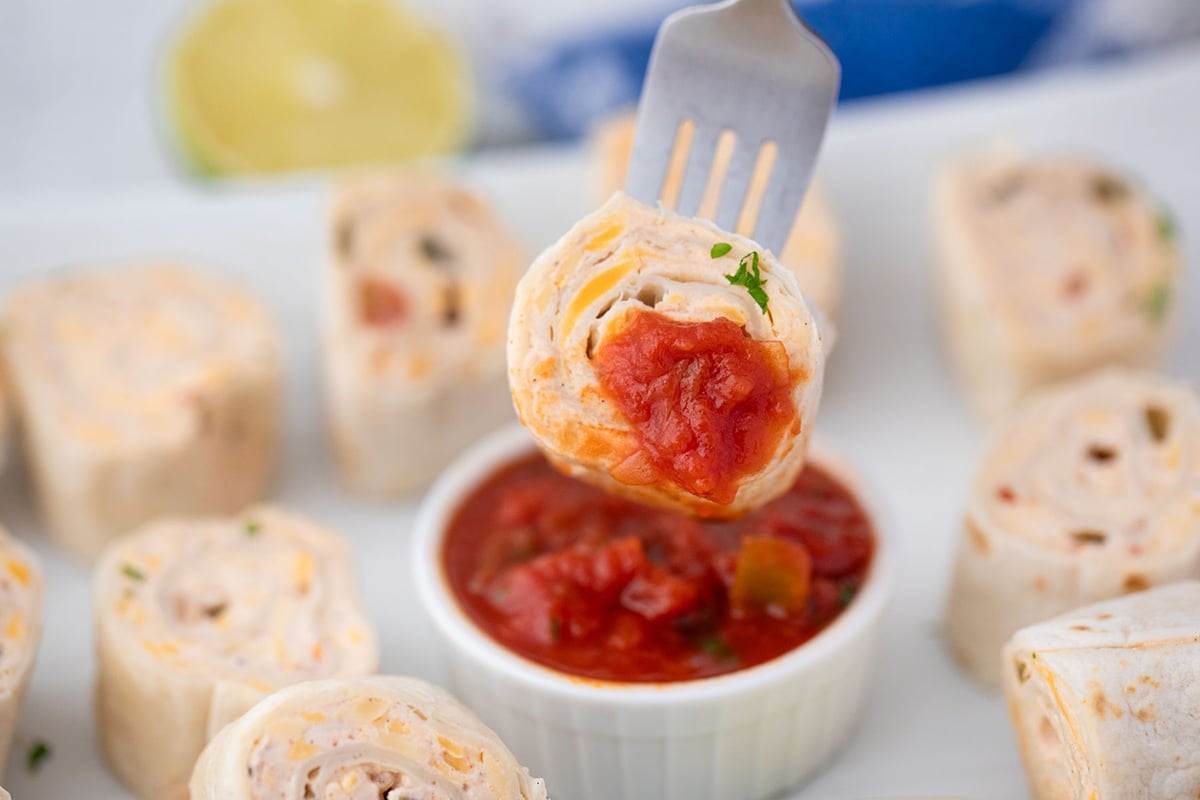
(122, 564), (145, 582)
(245, 520), (262, 537)
(1156, 210), (1176, 242)
(697, 634), (737, 661)
(710, 242), (732, 258)
(838, 582), (858, 607)
(27, 739), (51, 773)
(724, 250), (769, 314)
(1145, 283), (1170, 322)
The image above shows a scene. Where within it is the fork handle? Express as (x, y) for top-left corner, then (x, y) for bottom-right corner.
(728, 0), (838, 49)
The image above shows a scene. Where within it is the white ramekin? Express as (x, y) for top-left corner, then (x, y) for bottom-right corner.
(412, 424), (894, 800)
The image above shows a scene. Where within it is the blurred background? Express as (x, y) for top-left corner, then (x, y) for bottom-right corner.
(3, 0), (1200, 193)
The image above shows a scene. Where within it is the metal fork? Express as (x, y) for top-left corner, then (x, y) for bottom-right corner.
(625, 0), (840, 255)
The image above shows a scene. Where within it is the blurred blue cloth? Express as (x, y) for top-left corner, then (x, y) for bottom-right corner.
(493, 0), (1194, 141)
(805, 0), (1063, 99)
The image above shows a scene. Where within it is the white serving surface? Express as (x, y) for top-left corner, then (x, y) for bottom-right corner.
(0, 48), (1197, 799)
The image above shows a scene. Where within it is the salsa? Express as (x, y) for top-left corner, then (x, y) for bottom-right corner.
(592, 311), (796, 505)
(443, 451), (873, 683)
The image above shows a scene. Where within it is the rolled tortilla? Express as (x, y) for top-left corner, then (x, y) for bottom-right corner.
(1004, 581), (1200, 800)
(190, 675), (549, 800)
(509, 192), (825, 519)
(323, 171), (527, 496)
(0, 380), (8, 471)
(0, 263), (281, 561)
(94, 506), (379, 800)
(934, 149), (1180, 422)
(590, 111), (843, 319)
(0, 527), (45, 784)
(945, 368), (1200, 688)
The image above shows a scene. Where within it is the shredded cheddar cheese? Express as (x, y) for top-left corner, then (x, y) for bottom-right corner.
(561, 253), (639, 333)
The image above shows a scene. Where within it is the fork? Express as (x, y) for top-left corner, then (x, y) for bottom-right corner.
(625, 0), (840, 256)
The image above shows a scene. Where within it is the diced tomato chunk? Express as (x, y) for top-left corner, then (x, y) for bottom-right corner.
(359, 276), (407, 326)
(487, 538), (647, 646)
(621, 564), (700, 621)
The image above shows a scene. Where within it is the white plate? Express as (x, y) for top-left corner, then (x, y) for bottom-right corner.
(0, 49), (1198, 800)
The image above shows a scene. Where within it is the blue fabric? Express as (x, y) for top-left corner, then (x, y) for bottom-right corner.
(504, 27), (658, 140)
(504, 0), (1107, 140)
(802, 1), (1068, 99)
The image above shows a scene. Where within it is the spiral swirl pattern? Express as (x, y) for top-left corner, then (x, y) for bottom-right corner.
(935, 151), (1179, 421)
(190, 676), (548, 800)
(946, 368), (1200, 687)
(94, 506), (378, 800)
(508, 192), (826, 518)
(0, 263), (281, 559)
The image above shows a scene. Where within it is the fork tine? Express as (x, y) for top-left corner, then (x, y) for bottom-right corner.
(754, 155), (813, 255)
(674, 125), (721, 218)
(625, 103), (682, 206)
(627, 0), (840, 251)
(713, 136), (762, 233)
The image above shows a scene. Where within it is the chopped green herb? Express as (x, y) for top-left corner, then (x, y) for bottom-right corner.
(244, 520), (262, 537)
(697, 634), (737, 661)
(549, 616), (562, 643)
(1156, 210), (1176, 242)
(122, 564), (145, 582)
(27, 739), (50, 773)
(724, 250), (769, 314)
(1145, 405), (1170, 442)
(1145, 283), (1170, 322)
(838, 581), (858, 607)
(710, 242), (732, 259)
(1032, 652), (1038, 660)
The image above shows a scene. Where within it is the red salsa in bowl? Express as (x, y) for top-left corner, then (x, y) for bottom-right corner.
(442, 451), (874, 683)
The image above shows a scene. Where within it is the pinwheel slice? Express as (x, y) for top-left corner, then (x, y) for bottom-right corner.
(323, 171), (527, 496)
(945, 368), (1200, 687)
(189, 675), (549, 800)
(590, 111), (843, 319)
(0, 263), (282, 561)
(508, 192), (826, 519)
(934, 149), (1180, 422)
(1005, 582), (1200, 800)
(0, 382), (8, 472)
(0, 527), (45, 784)
(94, 506), (379, 800)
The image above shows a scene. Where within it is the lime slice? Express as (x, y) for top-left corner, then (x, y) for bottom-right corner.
(167, 0), (472, 176)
